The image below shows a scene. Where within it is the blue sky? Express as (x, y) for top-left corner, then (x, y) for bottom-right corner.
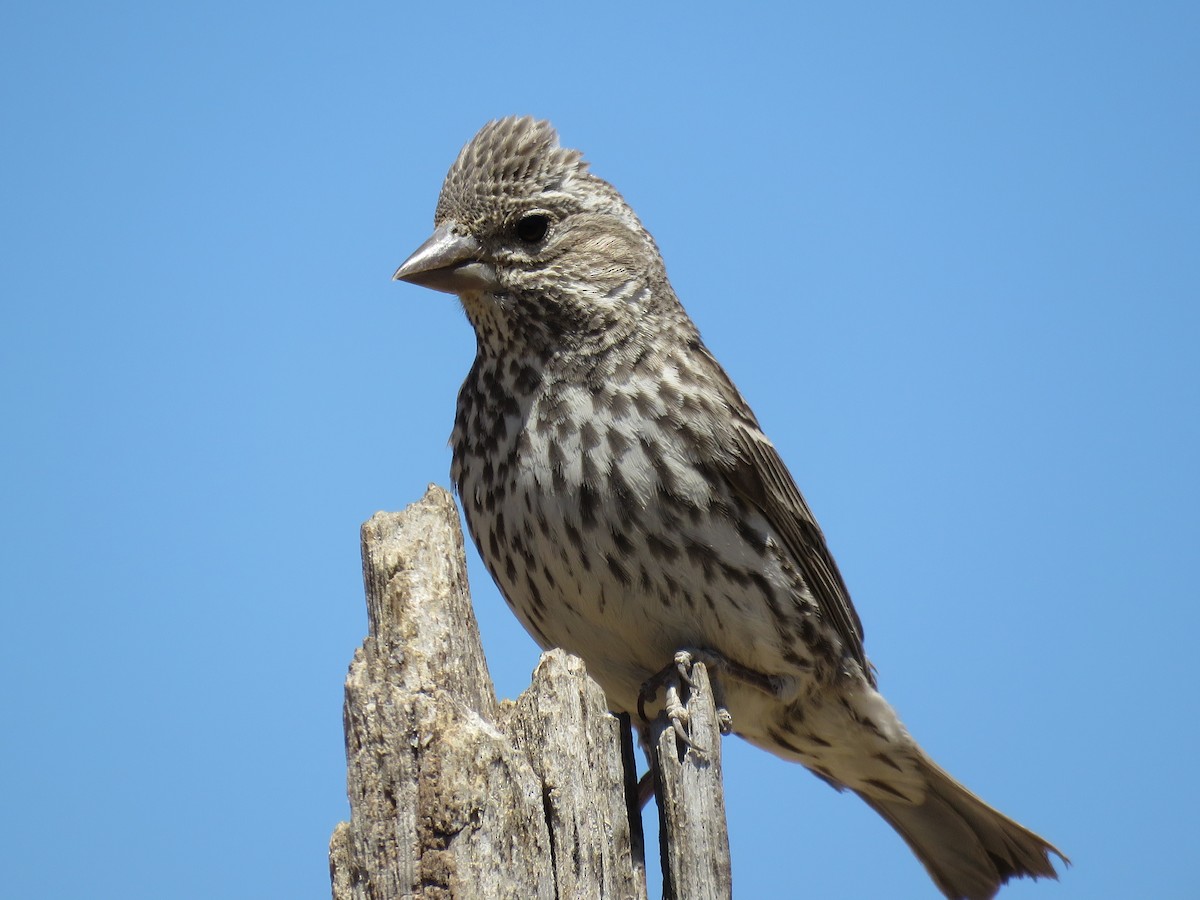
(2, 3), (1197, 898)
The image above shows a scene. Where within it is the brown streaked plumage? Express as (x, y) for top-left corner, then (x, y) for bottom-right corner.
(394, 116), (1066, 900)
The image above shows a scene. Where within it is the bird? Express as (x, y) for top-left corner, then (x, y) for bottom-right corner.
(393, 116), (1065, 900)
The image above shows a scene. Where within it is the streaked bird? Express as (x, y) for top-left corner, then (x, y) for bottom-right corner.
(394, 116), (1065, 899)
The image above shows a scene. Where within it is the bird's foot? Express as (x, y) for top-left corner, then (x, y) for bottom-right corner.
(663, 678), (692, 744)
(638, 648), (735, 740)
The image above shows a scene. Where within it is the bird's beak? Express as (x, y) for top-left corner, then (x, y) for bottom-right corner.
(392, 221), (500, 294)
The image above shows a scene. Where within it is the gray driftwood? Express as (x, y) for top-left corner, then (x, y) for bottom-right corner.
(329, 485), (731, 899)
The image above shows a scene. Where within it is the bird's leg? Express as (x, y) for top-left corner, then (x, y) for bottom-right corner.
(632, 719), (664, 811)
(634, 647), (783, 808)
(635, 770), (655, 810)
(640, 645), (793, 738)
(636, 659), (672, 724)
(637, 651), (698, 754)
(662, 675), (691, 742)
(615, 712), (649, 870)
(671, 649), (735, 735)
(638, 647), (738, 741)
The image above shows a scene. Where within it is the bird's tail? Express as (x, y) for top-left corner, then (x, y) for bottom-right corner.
(855, 751), (1067, 900)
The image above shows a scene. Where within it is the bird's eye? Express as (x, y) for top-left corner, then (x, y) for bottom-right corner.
(515, 213), (550, 244)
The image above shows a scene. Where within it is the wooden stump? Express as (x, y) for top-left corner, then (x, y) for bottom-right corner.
(330, 486), (731, 899)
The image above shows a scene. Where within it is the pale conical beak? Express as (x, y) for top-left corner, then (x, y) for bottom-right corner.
(392, 221), (500, 294)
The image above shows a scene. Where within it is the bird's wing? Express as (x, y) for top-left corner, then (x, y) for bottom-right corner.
(691, 342), (872, 680)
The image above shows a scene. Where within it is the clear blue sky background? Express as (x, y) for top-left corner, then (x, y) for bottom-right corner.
(3, 3), (1196, 898)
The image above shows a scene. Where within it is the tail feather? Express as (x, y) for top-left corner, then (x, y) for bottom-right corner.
(855, 753), (1067, 900)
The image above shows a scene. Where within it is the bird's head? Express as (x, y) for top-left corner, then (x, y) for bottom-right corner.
(394, 117), (674, 354)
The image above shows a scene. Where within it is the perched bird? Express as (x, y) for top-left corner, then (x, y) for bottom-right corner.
(394, 116), (1065, 899)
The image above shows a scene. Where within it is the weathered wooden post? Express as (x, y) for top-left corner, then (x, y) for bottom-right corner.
(329, 486), (731, 899)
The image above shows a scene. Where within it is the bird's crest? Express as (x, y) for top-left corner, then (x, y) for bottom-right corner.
(435, 116), (589, 224)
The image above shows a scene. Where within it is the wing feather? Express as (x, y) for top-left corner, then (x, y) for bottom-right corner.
(687, 340), (871, 679)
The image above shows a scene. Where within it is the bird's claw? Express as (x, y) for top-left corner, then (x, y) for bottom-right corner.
(673, 649), (699, 688)
(638, 647), (737, 744)
(664, 681), (692, 746)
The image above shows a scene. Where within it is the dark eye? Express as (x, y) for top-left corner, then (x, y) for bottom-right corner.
(515, 213), (550, 243)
